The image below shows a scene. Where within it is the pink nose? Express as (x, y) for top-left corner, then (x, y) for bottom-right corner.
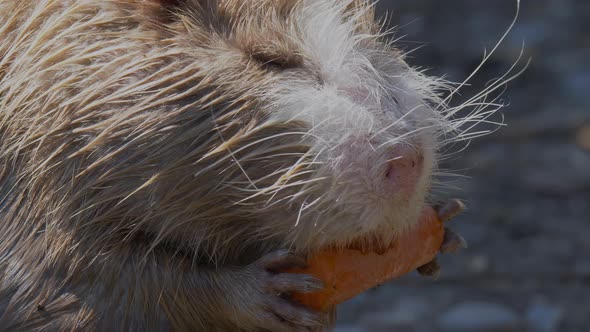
(384, 145), (424, 193)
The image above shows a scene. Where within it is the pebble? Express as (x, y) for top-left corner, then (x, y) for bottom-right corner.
(437, 302), (523, 332)
(526, 300), (563, 332)
(467, 254), (491, 274)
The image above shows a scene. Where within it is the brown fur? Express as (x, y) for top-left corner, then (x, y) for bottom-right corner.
(0, 0), (444, 330)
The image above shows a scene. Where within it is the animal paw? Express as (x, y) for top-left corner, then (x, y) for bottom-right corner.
(238, 250), (325, 332)
(417, 199), (468, 277)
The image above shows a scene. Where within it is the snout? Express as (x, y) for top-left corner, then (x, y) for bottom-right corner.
(334, 135), (430, 200)
(384, 145), (425, 196)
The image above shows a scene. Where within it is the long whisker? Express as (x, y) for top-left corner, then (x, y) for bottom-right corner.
(440, 0), (521, 106)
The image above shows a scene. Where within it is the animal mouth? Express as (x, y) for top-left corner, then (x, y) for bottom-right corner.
(339, 205), (434, 254)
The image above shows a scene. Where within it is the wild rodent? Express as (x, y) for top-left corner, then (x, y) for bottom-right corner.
(0, 0), (507, 330)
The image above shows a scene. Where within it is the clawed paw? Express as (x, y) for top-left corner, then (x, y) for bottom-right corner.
(417, 199), (468, 277)
(244, 250), (325, 332)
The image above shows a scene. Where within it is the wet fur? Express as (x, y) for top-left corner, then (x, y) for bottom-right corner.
(0, 0), (521, 330)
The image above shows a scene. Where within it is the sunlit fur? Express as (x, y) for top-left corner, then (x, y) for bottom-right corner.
(0, 0), (521, 330)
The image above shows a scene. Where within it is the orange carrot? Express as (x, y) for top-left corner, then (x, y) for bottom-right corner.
(287, 207), (444, 312)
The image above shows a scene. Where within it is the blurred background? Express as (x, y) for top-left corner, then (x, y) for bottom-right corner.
(336, 0), (590, 331)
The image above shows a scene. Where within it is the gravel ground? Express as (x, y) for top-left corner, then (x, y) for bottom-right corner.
(335, 1), (590, 331)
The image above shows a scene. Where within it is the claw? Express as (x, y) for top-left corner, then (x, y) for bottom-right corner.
(441, 228), (468, 254)
(435, 199), (465, 223)
(257, 250), (307, 272)
(271, 273), (324, 294)
(416, 259), (440, 278)
(440, 228), (468, 254)
(416, 201), (467, 279)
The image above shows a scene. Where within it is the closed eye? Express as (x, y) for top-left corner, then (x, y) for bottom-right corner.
(250, 50), (303, 71)
(254, 55), (293, 70)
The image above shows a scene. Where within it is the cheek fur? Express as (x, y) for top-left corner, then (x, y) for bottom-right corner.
(266, 79), (440, 248)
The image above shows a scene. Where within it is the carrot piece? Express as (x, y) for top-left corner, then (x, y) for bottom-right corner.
(287, 206), (444, 312)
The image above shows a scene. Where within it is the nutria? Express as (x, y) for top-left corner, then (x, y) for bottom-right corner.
(0, 0), (516, 330)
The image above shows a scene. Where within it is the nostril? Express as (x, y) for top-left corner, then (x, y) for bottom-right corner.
(384, 146), (425, 190)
